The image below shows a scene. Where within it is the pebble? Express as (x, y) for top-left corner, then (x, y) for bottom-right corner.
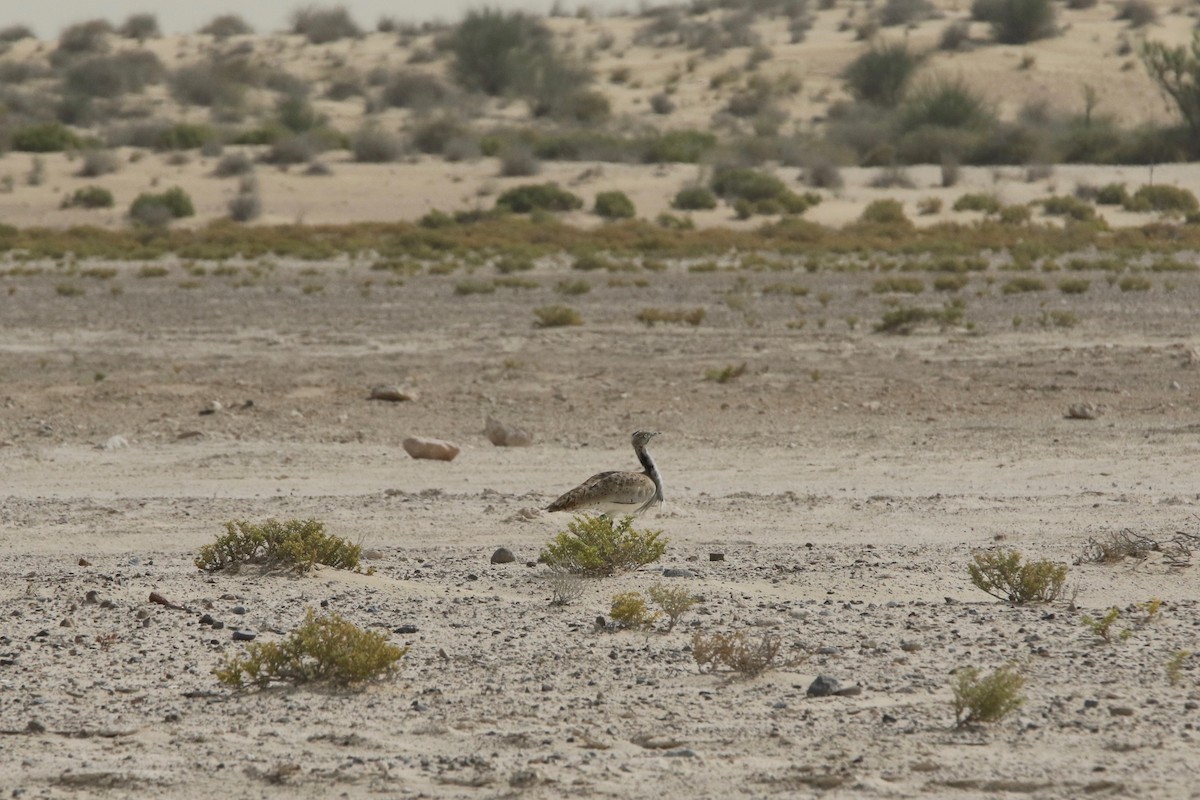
(1066, 402), (1102, 420)
(26, 720), (46, 734)
(199, 613), (216, 626)
(662, 568), (695, 578)
(211, 621), (225, 630)
(84, 590), (100, 604)
(59, 617), (73, 628)
(664, 748), (697, 758)
(807, 675), (840, 697)
(709, 552), (725, 562)
(135, 609), (150, 620)
(403, 436), (460, 462)
(369, 385), (418, 402)
(1109, 706), (1135, 717)
(232, 630), (257, 642)
(395, 624), (418, 634)
(816, 646), (841, 656)
(99, 435), (129, 451)
(484, 417), (533, 446)
(231, 606), (247, 615)
(1084, 699), (1100, 709)
(899, 640), (922, 652)
(490, 547), (516, 564)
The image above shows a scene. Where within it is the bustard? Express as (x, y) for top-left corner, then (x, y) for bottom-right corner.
(545, 430), (664, 517)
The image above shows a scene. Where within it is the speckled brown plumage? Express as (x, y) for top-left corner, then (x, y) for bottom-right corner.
(546, 430), (664, 517)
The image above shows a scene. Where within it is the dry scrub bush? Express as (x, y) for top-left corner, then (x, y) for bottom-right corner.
(545, 569), (587, 606)
(692, 630), (782, 677)
(1081, 607), (1130, 643)
(610, 592), (660, 630)
(1078, 529), (1155, 563)
(214, 608), (405, 690)
(706, 362), (747, 383)
(228, 176), (262, 222)
(62, 186), (114, 209)
(967, 549), (1067, 604)
(195, 518), (362, 574)
(199, 14), (253, 38)
(636, 307), (705, 326)
(952, 666), (1024, 726)
(648, 584), (696, 631)
(533, 304), (583, 327)
(291, 5), (361, 44)
(540, 515), (667, 577)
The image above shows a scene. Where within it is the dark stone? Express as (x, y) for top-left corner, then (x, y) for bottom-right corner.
(806, 675), (840, 697)
(84, 590), (100, 604)
(709, 553), (725, 562)
(395, 624), (418, 634)
(490, 547), (516, 564)
(231, 606), (247, 615)
(211, 620), (225, 630)
(199, 613), (215, 626)
(662, 568), (695, 578)
(232, 630), (256, 641)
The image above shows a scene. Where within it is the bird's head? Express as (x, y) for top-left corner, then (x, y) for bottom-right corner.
(631, 430), (661, 447)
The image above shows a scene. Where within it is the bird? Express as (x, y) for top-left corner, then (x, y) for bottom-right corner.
(545, 430), (664, 518)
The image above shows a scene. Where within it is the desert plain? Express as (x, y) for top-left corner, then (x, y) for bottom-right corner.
(3, 1), (1200, 798)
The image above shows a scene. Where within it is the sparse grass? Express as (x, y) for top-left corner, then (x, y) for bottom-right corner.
(539, 515), (667, 577)
(954, 193), (1002, 214)
(1039, 310), (1079, 329)
(56, 283), (85, 297)
(1058, 278), (1090, 294)
(1118, 275), (1152, 292)
(214, 608), (405, 690)
(706, 363), (747, 383)
(545, 569), (587, 606)
(967, 549), (1068, 604)
(195, 518), (362, 574)
(533, 304), (583, 327)
(609, 592), (660, 630)
(873, 276), (924, 294)
(137, 265), (169, 278)
(1167, 650), (1190, 686)
(454, 279), (495, 295)
(1124, 184), (1199, 215)
(636, 307), (705, 326)
(692, 630), (782, 677)
(1002, 276), (1047, 294)
(62, 186), (115, 210)
(933, 274), (969, 292)
(874, 300), (965, 333)
(556, 278), (591, 295)
(130, 187), (194, 226)
(1081, 607), (1130, 643)
(1078, 529), (1155, 564)
(952, 666), (1024, 726)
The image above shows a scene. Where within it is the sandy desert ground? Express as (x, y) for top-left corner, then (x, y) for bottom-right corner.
(2, 251), (1200, 799)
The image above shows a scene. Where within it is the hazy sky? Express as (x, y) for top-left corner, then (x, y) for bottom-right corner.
(4, 1), (646, 38)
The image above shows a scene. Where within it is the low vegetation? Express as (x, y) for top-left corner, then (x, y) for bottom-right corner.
(952, 665), (1024, 726)
(539, 514), (667, 577)
(195, 518), (362, 574)
(214, 608), (405, 690)
(692, 629), (783, 677)
(967, 549), (1068, 604)
(533, 304), (583, 327)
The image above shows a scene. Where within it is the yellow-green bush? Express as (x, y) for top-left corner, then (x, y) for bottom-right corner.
(967, 549), (1067, 604)
(215, 608), (405, 689)
(952, 665), (1024, 725)
(195, 518), (361, 574)
(540, 515), (667, 577)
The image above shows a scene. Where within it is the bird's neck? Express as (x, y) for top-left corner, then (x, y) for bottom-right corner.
(636, 443), (664, 501)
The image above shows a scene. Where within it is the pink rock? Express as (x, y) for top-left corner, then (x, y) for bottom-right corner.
(403, 436), (460, 462)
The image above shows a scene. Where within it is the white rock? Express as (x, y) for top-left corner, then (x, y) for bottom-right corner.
(403, 437), (460, 462)
(485, 416), (532, 447)
(98, 435), (129, 451)
(370, 385), (418, 402)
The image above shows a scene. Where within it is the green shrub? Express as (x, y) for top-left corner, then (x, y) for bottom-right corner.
(214, 608), (405, 690)
(496, 183), (583, 213)
(642, 129), (717, 163)
(899, 77), (992, 132)
(595, 190), (636, 219)
(711, 168), (787, 202)
(648, 584), (697, 631)
(706, 363), (747, 383)
(1094, 183), (1128, 205)
(118, 12), (161, 40)
(952, 666), (1024, 726)
(53, 20), (112, 65)
(454, 279), (495, 295)
(63, 186), (115, 209)
(291, 5), (361, 43)
(1058, 278), (1090, 294)
(859, 199), (909, 225)
(1125, 184), (1199, 215)
(533, 304), (583, 327)
(64, 51), (165, 99)
(130, 187), (195, 224)
(933, 274), (969, 292)
(953, 193), (1001, 213)
(967, 549), (1067, 604)
(875, 300), (965, 333)
(1041, 195), (1096, 221)
(199, 14), (254, 38)
(156, 122), (215, 151)
(673, 185), (718, 210)
(382, 70), (451, 109)
(12, 122), (82, 153)
(1081, 607), (1131, 643)
(447, 8), (553, 96)
(539, 515), (667, 577)
(972, 0), (1057, 44)
(692, 629), (782, 677)
(352, 125), (404, 163)
(195, 518), (362, 574)
(609, 592), (659, 630)
(843, 40), (921, 107)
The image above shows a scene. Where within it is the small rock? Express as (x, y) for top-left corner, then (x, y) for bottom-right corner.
(835, 685), (863, 697)
(78, 558), (92, 567)
(708, 552), (725, 562)
(59, 617), (74, 628)
(662, 568), (695, 578)
(199, 401), (222, 416)
(231, 606), (247, 615)
(881, 713), (897, 724)
(1066, 403), (1102, 420)
(807, 675), (840, 697)
(369, 385), (418, 402)
(99, 599), (116, 609)
(1084, 698), (1100, 709)
(899, 640), (923, 653)
(98, 435), (128, 451)
(485, 417), (533, 447)
(1109, 706), (1135, 717)
(26, 720), (46, 734)
(509, 769), (539, 789)
(84, 590), (100, 604)
(362, 549), (384, 560)
(232, 630), (257, 642)
(816, 646), (841, 656)
(664, 748), (697, 758)
(135, 609), (150, 620)
(490, 547), (516, 564)
(199, 613), (216, 626)
(394, 624), (418, 634)
(211, 620), (225, 630)
(403, 436), (460, 462)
